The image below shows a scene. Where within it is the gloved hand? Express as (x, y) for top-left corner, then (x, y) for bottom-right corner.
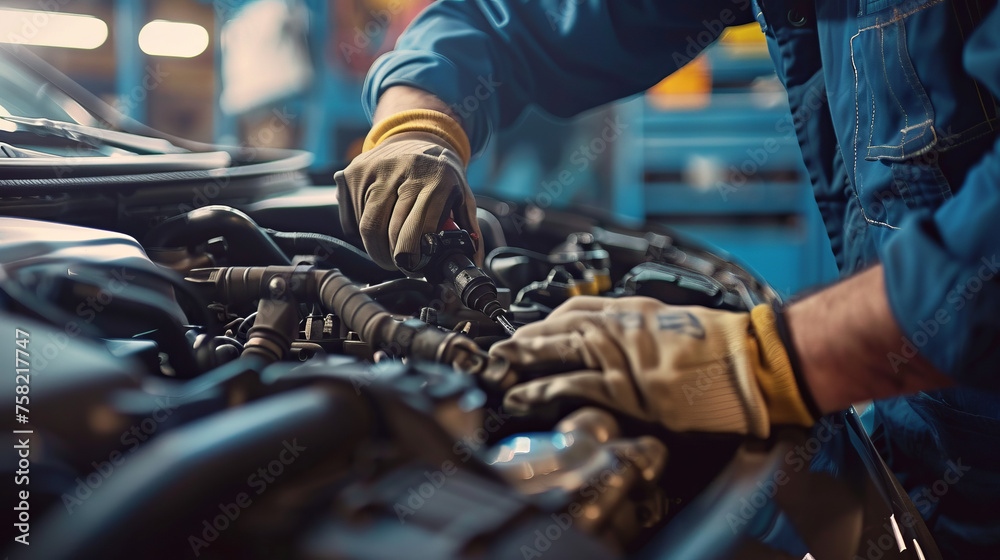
(335, 109), (483, 271)
(488, 297), (820, 438)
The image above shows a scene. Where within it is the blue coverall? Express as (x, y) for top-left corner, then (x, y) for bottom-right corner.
(362, 1), (1000, 556)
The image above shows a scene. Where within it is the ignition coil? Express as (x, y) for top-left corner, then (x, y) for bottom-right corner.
(404, 219), (517, 336)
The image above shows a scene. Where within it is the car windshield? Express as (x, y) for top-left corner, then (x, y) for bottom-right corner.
(0, 53), (193, 157)
(0, 53), (101, 129)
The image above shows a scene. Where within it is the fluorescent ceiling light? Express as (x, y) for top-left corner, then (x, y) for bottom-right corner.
(0, 9), (108, 50)
(138, 20), (209, 58)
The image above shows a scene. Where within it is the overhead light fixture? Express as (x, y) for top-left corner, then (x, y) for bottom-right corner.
(138, 20), (209, 58)
(0, 8), (108, 50)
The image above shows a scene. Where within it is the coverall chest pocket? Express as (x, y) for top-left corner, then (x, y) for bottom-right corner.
(851, 0), (997, 218)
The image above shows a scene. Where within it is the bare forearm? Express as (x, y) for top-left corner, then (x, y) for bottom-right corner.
(786, 265), (953, 414)
(372, 85), (461, 126)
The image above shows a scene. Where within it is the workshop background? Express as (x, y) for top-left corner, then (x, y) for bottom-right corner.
(0, 0), (839, 296)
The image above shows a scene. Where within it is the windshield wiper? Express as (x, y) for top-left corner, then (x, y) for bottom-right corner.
(0, 115), (188, 155)
(0, 141), (59, 158)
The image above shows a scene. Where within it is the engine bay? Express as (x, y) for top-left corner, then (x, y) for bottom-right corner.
(0, 195), (785, 559)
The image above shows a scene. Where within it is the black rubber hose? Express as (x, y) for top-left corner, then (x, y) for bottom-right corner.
(484, 246), (550, 272)
(265, 229), (400, 282)
(315, 269), (479, 367)
(315, 269), (399, 350)
(145, 205), (291, 266)
(185, 265), (487, 370)
(188, 266), (417, 355)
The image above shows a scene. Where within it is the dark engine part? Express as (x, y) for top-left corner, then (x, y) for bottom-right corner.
(0, 209), (940, 560)
(264, 227), (400, 282)
(146, 204), (399, 283)
(23, 385), (369, 560)
(145, 205), (292, 267)
(405, 220), (516, 336)
(475, 196), (778, 312)
(487, 407), (671, 542)
(617, 262), (745, 311)
(0, 217), (208, 376)
(186, 265), (488, 373)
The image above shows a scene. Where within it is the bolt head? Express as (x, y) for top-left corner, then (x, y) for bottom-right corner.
(268, 276), (287, 297)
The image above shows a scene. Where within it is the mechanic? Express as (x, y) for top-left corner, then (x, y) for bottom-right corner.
(335, 1), (1000, 556)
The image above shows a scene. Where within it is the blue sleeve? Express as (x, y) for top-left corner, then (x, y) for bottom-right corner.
(363, 0), (755, 155)
(882, 6), (1000, 389)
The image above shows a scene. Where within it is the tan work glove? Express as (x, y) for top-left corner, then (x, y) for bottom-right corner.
(335, 109), (483, 271)
(488, 297), (819, 438)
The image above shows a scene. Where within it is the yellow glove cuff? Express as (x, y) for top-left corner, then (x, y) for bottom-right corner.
(363, 109), (472, 166)
(749, 304), (815, 427)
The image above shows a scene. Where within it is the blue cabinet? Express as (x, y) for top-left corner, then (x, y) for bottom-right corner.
(611, 45), (838, 297)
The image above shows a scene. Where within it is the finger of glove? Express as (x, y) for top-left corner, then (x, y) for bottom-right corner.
(546, 296), (617, 319)
(499, 314), (651, 422)
(500, 307), (634, 345)
(548, 296), (668, 320)
(503, 370), (621, 416)
(356, 174), (402, 270)
(491, 315), (635, 391)
(333, 170), (359, 237)
(503, 303), (696, 381)
(392, 159), (462, 270)
(489, 331), (599, 377)
(386, 177), (422, 269)
(504, 365), (652, 423)
(502, 368), (651, 423)
(338, 161), (374, 234)
(494, 310), (635, 377)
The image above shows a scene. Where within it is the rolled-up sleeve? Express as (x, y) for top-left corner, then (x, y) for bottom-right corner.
(882, 6), (1000, 389)
(363, 0), (754, 154)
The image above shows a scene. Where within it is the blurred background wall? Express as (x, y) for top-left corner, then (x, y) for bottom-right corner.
(0, 0), (838, 296)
